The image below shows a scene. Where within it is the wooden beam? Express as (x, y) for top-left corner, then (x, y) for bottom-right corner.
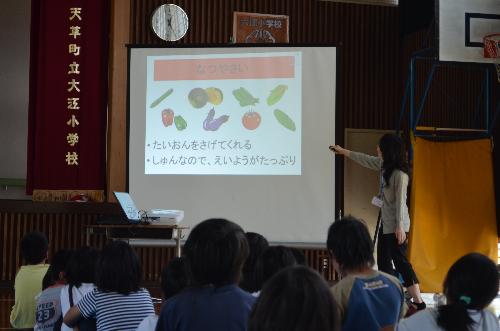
(107, 0), (131, 202)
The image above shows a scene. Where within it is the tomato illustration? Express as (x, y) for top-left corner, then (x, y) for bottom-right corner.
(162, 109), (174, 127)
(242, 111), (261, 130)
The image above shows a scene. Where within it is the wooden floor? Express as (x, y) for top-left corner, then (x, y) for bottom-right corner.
(0, 285), (162, 330)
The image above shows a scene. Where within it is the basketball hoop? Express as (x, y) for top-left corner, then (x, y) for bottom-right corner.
(484, 34), (500, 82)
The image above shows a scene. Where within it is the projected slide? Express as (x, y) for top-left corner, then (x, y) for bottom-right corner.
(145, 52), (302, 175)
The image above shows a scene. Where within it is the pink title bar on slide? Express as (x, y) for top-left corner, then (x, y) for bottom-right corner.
(154, 56), (295, 81)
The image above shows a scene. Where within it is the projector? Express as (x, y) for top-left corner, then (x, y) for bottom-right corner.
(147, 209), (184, 225)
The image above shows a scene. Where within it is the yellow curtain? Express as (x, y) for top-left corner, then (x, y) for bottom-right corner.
(409, 137), (498, 292)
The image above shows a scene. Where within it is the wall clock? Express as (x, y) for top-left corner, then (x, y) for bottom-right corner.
(151, 4), (189, 41)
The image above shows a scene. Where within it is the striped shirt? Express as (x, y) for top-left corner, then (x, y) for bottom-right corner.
(77, 288), (154, 331)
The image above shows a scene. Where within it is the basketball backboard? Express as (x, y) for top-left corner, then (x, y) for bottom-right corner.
(437, 0), (500, 63)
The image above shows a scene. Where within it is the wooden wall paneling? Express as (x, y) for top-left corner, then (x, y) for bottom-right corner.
(106, 0), (132, 202)
(0, 202), (335, 283)
(0, 201), (115, 282)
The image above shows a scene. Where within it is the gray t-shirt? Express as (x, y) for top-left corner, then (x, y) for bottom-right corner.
(348, 151), (410, 234)
(396, 308), (500, 331)
(34, 285), (64, 331)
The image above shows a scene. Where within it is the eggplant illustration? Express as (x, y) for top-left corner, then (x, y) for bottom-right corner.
(203, 108), (229, 131)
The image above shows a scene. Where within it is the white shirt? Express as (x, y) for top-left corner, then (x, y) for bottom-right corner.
(60, 283), (95, 331)
(397, 308), (500, 331)
(136, 314), (158, 331)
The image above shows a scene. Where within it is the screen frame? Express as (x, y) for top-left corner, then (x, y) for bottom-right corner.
(125, 44), (343, 245)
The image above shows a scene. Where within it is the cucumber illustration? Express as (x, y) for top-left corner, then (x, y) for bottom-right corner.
(150, 88), (173, 108)
(274, 109), (296, 132)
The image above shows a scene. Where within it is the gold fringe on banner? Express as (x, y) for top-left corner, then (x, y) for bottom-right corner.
(32, 189), (105, 202)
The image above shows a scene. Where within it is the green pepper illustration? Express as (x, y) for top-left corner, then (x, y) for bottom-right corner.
(232, 87), (259, 107)
(274, 109), (296, 132)
(174, 115), (187, 131)
(267, 85), (288, 106)
(150, 88), (173, 108)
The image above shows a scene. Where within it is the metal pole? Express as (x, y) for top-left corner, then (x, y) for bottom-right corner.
(397, 72), (411, 134)
(485, 67), (490, 133)
(414, 63), (437, 130)
(408, 57), (416, 161)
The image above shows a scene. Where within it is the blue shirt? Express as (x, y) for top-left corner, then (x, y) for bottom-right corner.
(156, 284), (256, 331)
(331, 271), (407, 331)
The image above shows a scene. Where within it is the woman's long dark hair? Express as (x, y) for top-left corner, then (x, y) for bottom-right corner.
(437, 253), (499, 331)
(378, 134), (408, 186)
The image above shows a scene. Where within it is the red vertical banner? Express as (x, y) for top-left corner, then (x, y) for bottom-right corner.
(27, 0), (109, 201)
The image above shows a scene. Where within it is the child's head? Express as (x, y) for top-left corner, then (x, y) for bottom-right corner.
(21, 231), (48, 265)
(257, 246), (297, 289)
(326, 216), (374, 275)
(42, 249), (72, 290)
(249, 266), (339, 331)
(96, 241), (141, 295)
(437, 253), (499, 331)
(66, 246), (99, 287)
(444, 252), (498, 308)
(240, 232), (269, 292)
(161, 257), (188, 299)
(183, 218), (249, 286)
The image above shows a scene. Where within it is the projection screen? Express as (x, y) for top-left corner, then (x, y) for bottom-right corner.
(128, 45), (338, 244)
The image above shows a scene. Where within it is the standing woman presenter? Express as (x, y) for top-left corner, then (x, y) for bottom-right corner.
(330, 134), (425, 310)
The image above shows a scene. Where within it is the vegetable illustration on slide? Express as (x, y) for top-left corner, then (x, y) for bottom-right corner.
(232, 85), (296, 132)
(203, 108), (229, 131)
(274, 109), (296, 132)
(232, 87), (259, 107)
(161, 109), (174, 127)
(242, 111), (261, 130)
(205, 87), (223, 105)
(188, 88), (209, 108)
(188, 87), (224, 108)
(144, 54), (303, 175)
(149, 84), (296, 134)
(232, 87), (262, 131)
(174, 115), (187, 131)
(150, 88), (173, 108)
(150, 88), (187, 131)
(267, 84), (287, 106)
(267, 85), (295, 132)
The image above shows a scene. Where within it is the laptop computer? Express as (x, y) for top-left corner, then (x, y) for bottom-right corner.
(113, 192), (184, 225)
(114, 192), (142, 223)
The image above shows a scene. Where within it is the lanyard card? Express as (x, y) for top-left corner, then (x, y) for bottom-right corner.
(371, 196), (384, 208)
